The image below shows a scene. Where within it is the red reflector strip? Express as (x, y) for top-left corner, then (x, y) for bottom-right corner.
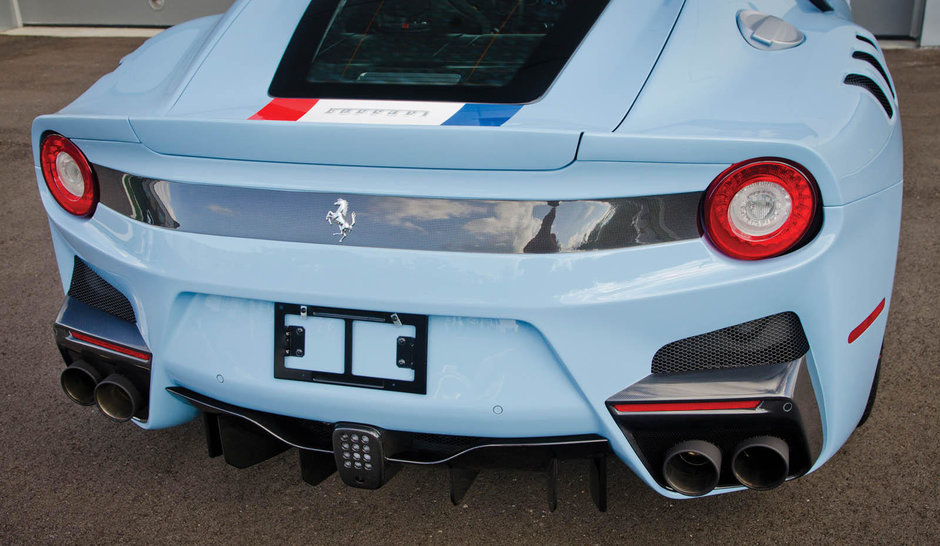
(71, 331), (151, 361)
(848, 298), (886, 344)
(613, 400), (762, 413)
(249, 98), (319, 121)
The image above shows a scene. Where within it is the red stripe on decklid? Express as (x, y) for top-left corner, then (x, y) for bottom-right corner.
(848, 298), (886, 344)
(71, 331), (151, 361)
(613, 400), (762, 413)
(249, 98), (319, 121)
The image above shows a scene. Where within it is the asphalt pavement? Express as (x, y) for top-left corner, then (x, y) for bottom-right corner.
(0, 36), (937, 544)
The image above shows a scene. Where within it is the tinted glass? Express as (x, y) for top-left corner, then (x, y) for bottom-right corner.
(270, 0), (609, 103)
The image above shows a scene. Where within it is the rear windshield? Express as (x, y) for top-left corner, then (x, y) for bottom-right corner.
(270, 0), (609, 103)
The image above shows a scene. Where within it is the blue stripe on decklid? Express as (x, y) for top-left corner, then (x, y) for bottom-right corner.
(442, 104), (523, 127)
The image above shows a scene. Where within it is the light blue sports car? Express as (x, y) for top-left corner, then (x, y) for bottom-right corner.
(34, 0), (901, 508)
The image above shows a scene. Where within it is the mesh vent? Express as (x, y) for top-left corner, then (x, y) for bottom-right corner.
(651, 312), (809, 374)
(67, 257), (136, 323)
(852, 51), (894, 97)
(844, 74), (893, 118)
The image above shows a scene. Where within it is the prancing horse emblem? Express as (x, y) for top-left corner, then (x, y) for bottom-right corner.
(325, 198), (356, 242)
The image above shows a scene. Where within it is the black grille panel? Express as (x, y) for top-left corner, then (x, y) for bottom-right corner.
(651, 312), (809, 374)
(809, 0), (833, 12)
(844, 74), (894, 118)
(67, 257), (136, 323)
(852, 51), (894, 97)
(856, 34), (879, 50)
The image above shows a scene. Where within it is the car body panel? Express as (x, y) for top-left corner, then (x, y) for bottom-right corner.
(168, 0), (686, 132)
(41, 0), (688, 170)
(32, 0), (901, 500)
(39, 157), (901, 498)
(582, 0), (901, 206)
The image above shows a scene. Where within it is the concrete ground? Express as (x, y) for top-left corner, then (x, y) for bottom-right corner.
(0, 36), (937, 544)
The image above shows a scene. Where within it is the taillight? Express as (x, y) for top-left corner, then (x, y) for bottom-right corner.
(70, 331), (152, 362)
(612, 400), (762, 413)
(40, 133), (98, 217)
(702, 159), (819, 260)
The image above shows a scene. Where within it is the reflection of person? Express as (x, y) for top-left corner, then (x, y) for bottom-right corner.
(524, 201), (560, 253)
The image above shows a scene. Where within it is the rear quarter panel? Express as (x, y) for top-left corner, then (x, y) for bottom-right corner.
(587, 0), (901, 206)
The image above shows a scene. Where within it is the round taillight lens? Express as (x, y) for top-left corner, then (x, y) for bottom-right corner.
(703, 159), (819, 260)
(40, 133), (98, 217)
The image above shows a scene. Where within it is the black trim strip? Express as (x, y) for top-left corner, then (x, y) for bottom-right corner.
(844, 74), (894, 118)
(96, 165), (702, 254)
(856, 34), (879, 50)
(167, 386), (608, 465)
(852, 51), (895, 97)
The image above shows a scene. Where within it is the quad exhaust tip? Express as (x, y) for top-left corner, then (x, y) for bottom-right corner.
(662, 440), (722, 497)
(94, 373), (142, 422)
(60, 360), (103, 406)
(731, 436), (790, 490)
(61, 362), (143, 422)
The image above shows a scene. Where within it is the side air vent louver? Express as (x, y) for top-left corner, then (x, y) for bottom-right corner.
(856, 34), (879, 50)
(844, 74), (894, 118)
(852, 51), (895, 97)
(67, 257), (137, 323)
(651, 312), (809, 374)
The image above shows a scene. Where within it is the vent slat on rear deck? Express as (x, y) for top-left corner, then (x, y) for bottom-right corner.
(843, 74), (894, 118)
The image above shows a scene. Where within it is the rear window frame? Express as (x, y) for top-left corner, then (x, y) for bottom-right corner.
(269, 0), (610, 104)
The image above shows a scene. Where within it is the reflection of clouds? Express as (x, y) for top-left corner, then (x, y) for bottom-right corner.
(152, 181), (179, 224)
(560, 202), (613, 249)
(652, 197), (680, 241)
(371, 197), (486, 232)
(207, 204), (236, 216)
(630, 203), (649, 244)
(463, 202), (543, 252)
(559, 258), (726, 304)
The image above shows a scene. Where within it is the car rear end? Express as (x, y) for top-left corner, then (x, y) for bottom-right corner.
(33, 0), (901, 505)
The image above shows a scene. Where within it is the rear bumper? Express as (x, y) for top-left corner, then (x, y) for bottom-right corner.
(40, 158), (901, 498)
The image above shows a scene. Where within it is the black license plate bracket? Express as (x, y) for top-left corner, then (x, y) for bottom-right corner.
(274, 303), (428, 394)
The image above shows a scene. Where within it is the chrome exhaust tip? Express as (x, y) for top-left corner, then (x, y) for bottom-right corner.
(731, 436), (790, 490)
(662, 440), (722, 497)
(94, 373), (142, 422)
(60, 360), (103, 406)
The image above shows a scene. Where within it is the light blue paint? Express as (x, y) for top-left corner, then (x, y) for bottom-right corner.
(31, 0), (902, 499)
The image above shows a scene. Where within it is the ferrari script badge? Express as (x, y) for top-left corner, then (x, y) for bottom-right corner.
(326, 198), (357, 242)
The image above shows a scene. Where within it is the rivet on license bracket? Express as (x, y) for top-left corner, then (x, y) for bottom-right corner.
(300, 305), (308, 318)
(390, 313), (402, 327)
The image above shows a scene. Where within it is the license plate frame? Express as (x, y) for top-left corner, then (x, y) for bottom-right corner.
(273, 303), (428, 394)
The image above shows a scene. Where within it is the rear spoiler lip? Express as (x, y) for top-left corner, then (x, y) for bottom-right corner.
(126, 117), (583, 171)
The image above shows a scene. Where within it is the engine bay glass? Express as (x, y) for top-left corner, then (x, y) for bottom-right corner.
(270, 0), (610, 102)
